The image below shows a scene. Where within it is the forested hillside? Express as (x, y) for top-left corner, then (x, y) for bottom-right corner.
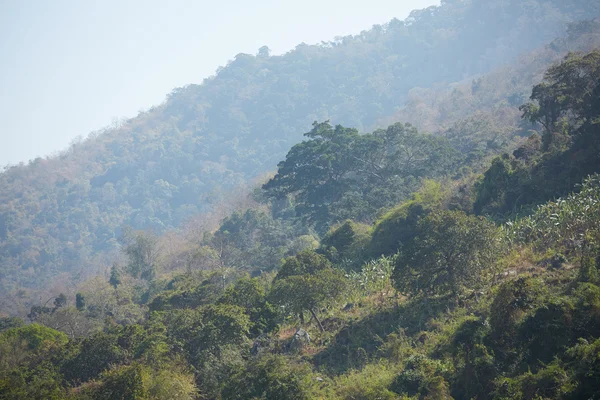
(1, 0), (600, 304)
(2, 49), (600, 399)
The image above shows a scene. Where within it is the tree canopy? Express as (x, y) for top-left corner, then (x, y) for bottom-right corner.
(393, 210), (501, 296)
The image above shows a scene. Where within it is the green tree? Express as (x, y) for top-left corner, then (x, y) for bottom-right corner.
(321, 220), (371, 267)
(222, 354), (312, 400)
(109, 263), (122, 288)
(276, 250), (332, 279)
(75, 293), (86, 311)
(120, 228), (159, 281)
(489, 277), (545, 363)
(0, 324), (67, 375)
(521, 50), (600, 149)
(90, 363), (148, 400)
(0, 363), (66, 400)
(368, 179), (446, 257)
(219, 277), (280, 335)
(393, 210), (500, 297)
(270, 251), (347, 331)
(62, 331), (127, 383)
(263, 121), (457, 232)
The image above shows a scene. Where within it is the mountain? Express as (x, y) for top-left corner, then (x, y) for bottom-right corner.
(3, 46), (600, 399)
(1, 0), (600, 301)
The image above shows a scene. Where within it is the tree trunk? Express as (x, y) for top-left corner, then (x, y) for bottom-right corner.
(310, 308), (325, 332)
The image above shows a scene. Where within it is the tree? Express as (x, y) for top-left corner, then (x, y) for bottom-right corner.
(75, 293), (86, 311)
(222, 354), (311, 400)
(521, 50), (600, 149)
(270, 251), (347, 331)
(276, 250), (332, 280)
(0, 317), (24, 333)
(263, 121), (457, 232)
(36, 306), (100, 338)
(109, 263), (122, 288)
(160, 304), (250, 361)
(219, 277), (280, 334)
(392, 210), (500, 297)
(120, 228), (159, 281)
(89, 364), (148, 400)
(53, 294), (67, 309)
(263, 121), (362, 231)
(368, 179), (446, 257)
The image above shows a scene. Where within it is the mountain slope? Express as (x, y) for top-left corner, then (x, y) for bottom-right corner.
(1, 0), (599, 296)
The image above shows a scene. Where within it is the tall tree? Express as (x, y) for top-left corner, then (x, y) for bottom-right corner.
(263, 121), (457, 232)
(120, 228), (160, 281)
(521, 50), (600, 149)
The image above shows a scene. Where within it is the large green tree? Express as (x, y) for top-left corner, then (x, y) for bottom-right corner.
(263, 121), (457, 232)
(521, 50), (600, 149)
(392, 210), (500, 297)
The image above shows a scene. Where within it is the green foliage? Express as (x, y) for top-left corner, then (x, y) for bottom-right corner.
(62, 331), (128, 383)
(149, 270), (230, 312)
(109, 264), (122, 288)
(0, 324), (68, 375)
(210, 208), (298, 271)
(368, 180), (446, 257)
(519, 298), (575, 367)
(121, 228), (159, 281)
(219, 277), (280, 335)
(76, 293), (86, 311)
(89, 364), (148, 400)
(0, 363), (66, 400)
(505, 173), (600, 253)
(491, 362), (574, 400)
(562, 337), (600, 399)
(264, 122), (457, 232)
(222, 354), (312, 400)
(270, 260), (348, 330)
(571, 282), (600, 337)
(145, 366), (198, 400)
(392, 210), (500, 296)
(157, 303), (251, 383)
(448, 317), (496, 400)
(476, 50), (600, 216)
(322, 220), (371, 268)
(489, 277), (546, 365)
(0, 323), (68, 351)
(0, 316), (24, 332)
(347, 255), (395, 299)
(521, 50), (600, 148)
(332, 363), (399, 400)
(389, 354), (452, 399)
(276, 250), (332, 280)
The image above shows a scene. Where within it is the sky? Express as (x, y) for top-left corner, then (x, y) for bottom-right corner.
(0, 0), (439, 166)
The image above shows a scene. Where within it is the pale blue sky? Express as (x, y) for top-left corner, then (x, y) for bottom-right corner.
(0, 0), (439, 166)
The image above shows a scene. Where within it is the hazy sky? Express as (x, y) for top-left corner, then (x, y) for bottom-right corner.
(0, 0), (439, 166)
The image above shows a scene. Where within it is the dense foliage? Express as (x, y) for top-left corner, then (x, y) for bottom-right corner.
(1, 0), (599, 310)
(263, 121), (458, 233)
(475, 50), (600, 216)
(3, 5), (600, 400)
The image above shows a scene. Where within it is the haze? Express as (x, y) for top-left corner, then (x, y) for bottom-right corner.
(0, 0), (439, 166)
